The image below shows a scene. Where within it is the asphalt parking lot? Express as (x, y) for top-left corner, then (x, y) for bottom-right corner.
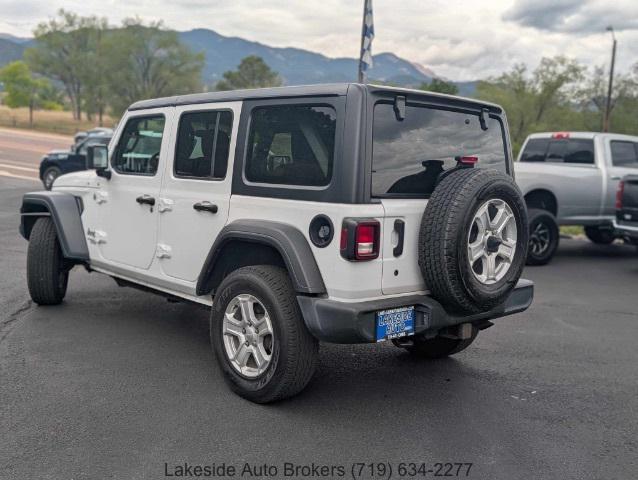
(1, 174), (637, 480)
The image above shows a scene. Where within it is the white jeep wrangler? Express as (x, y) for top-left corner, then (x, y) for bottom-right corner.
(20, 84), (533, 403)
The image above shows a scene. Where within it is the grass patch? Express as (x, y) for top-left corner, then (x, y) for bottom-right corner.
(0, 106), (116, 136)
(560, 225), (584, 237)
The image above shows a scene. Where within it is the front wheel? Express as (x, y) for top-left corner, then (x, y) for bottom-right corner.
(526, 209), (559, 266)
(210, 265), (318, 403)
(27, 217), (69, 305)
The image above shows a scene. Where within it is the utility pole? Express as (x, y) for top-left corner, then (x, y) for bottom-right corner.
(358, 0), (366, 83)
(603, 26), (617, 133)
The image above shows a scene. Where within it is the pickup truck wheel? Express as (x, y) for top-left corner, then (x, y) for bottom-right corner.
(210, 265), (318, 403)
(419, 169), (528, 314)
(26, 217), (69, 305)
(526, 209), (559, 265)
(584, 226), (615, 245)
(403, 327), (478, 359)
(42, 166), (61, 190)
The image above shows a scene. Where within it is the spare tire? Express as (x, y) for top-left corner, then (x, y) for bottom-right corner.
(419, 168), (528, 314)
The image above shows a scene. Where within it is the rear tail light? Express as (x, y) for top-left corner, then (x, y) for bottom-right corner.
(458, 155), (479, 165)
(340, 219), (380, 261)
(616, 180), (625, 210)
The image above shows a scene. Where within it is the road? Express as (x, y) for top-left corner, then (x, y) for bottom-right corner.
(0, 127), (72, 182)
(1, 141), (638, 479)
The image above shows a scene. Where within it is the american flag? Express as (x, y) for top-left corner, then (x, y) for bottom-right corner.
(359, 0), (374, 82)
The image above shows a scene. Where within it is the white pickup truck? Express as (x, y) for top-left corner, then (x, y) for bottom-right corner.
(514, 131), (638, 264)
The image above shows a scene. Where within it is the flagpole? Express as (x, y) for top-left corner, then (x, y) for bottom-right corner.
(358, 0), (367, 83)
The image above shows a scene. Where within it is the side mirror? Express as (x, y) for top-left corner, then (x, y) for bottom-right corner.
(87, 145), (111, 179)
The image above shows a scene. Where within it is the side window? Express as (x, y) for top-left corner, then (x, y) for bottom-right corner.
(564, 139), (595, 164)
(611, 141), (638, 168)
(245, 105), (336, 187)
(174, 110), (233, 180)
(112, 115), (165, 175)
(520, 139), (549, 162)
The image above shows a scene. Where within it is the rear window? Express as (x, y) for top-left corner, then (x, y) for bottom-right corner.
(520, 138), (595, 165)
(611, 141), (638, 168)
(245, 105), (336, 187)
(372, 103), (507, 197)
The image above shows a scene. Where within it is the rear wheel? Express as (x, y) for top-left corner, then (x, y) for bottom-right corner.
(584, 226), (615, 245)
(27, 217), (69, 305)
(42, 166), (61, 190)
(526, 209), (559, 265)
(210, 265), (318, 403)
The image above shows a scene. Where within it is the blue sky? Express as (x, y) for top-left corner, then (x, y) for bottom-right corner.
(0, 0), (636, 80)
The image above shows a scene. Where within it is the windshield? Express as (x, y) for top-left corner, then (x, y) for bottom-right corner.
(372, 102), (508, 197)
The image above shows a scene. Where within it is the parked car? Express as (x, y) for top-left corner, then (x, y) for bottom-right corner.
(515, 131), (638, 265)
(20, 84), (533, 402)
(39, 132), (112, 189)
(73, 127), (113, 146)
(614, 174), (638, 246)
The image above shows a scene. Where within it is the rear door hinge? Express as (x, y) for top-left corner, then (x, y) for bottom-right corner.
(156, 244), (172, 259)
(158, 198), (174, 213)
(86, 228), (107, 244)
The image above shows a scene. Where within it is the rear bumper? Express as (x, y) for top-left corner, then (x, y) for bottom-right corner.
(614, 218), (638, 240)
(298, 279), (534, 344)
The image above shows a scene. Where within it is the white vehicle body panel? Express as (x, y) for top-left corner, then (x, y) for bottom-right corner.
(514, 132), (638, 226)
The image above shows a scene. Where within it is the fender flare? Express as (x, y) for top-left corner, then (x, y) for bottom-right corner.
(20, 191), (89, 262)
(196, 220), (326, 295)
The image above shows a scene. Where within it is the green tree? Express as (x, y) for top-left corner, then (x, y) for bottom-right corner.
(577, 65), (638, 132)
(476, 56), (585, 153)
(103, 19), (204, 116)
(216, 55), (282, 91)
(0, 60), (51, 126)
(419, 78), (459, 95)
(25, 10), (106, 120)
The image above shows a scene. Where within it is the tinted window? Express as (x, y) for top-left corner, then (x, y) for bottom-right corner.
(520, 138), (548, 162)
(611, 141), (638, 168)
(112, 115), (165, 175)
(564, 139), (594, 164)
(372, 103), (507, 197)
(520, 138), (594, 165)
(245, 105), (336, 187)
(174, 110), (233, 179)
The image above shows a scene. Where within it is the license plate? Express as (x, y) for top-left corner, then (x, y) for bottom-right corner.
(375, 306), (415, 342)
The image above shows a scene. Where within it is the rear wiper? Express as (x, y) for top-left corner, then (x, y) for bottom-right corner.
(479, 108), (489, 131)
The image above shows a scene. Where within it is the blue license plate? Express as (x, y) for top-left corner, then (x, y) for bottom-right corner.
(375, 306), (415, 342)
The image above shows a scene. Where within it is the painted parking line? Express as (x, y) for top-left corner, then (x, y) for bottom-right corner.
(0, 170), (39, 182)
(0, 162), (39, 172)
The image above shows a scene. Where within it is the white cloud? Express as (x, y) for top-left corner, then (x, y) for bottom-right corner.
(0, 0), (636, 80)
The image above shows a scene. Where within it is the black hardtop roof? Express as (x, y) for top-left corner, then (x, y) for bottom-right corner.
(128, 83), (501, 113)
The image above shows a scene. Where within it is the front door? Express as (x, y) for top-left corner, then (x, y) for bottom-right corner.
(94, 109), (171, 270)
(156, 103), (239, 282)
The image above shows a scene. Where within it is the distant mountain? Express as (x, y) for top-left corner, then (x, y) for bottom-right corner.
(177, 29), (433, 87)
(0, 38), (26, 66)
(0, 28), (477, 93)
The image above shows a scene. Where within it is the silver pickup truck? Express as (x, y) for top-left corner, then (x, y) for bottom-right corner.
(515, 131), (638, 264)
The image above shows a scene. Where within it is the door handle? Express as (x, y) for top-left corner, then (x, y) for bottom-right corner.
(610, 176), (622, 181)
(136, 194), (155, 206)
(193, 201), (218, 214)
(393, 219), (405, 257)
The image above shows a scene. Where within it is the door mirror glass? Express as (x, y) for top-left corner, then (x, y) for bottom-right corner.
(87, 144), (109, 170)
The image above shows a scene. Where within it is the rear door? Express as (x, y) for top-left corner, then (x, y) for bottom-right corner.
(156, 102), (239, 283)
(371, 100), (509, 294)
(604, 139), (638, 216)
